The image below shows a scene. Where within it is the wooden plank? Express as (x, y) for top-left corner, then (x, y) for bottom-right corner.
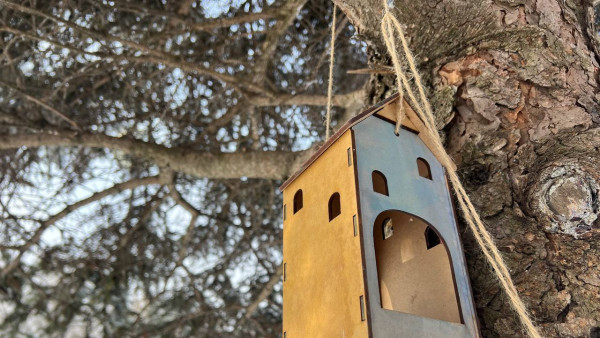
(282, 130), (368, 337)
(376, 100), (457, 172)
(374, 100), (419, 131)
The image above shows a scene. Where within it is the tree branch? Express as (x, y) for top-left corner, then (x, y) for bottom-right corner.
(243, 263), (283, 319)
(0, 131), (308, 180)
(187, 11), (279, 31)
(253, 0), (308, 77)
(0, 0), (265, 94)
(250, 88), (365, 110)
(0, 80), (80, 129)
(0, 175), (164, 278)
(90, 0), (276, 29)
(176, 0), (195, 16)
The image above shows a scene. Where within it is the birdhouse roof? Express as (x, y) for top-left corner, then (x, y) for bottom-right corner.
(279, 93), (454, 191)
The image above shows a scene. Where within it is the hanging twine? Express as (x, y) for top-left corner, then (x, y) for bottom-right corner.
(325, 5), (337, 141)
(380, 2), (540, 337)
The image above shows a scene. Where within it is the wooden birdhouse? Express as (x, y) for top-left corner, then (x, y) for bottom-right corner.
(280, 94), (480, 337)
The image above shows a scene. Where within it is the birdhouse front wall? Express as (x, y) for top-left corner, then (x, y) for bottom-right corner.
(282, 130), (368, 337)
(352, 115), (480, 337)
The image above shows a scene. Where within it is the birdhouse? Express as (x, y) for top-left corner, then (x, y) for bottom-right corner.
(280, 94), (480, 337)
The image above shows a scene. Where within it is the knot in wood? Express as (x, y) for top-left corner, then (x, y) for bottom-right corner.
(529, 164), (599, 237)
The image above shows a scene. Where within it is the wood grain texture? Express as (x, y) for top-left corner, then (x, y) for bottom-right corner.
(282, 130), (367, 337)
(375, 99), (457, 171)
(373, 211), (461, 323)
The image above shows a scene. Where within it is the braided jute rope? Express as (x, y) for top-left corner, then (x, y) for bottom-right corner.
(380, 2), (541, 337)
(325, 5), (337, 141)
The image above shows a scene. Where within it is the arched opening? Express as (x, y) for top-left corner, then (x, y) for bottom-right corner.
(373, 210), (462, 323)
(328, 193), (341, 221)
(417, 158), (432, 180)
(372, 170), (389, 196)
(293, 189), (303, 214)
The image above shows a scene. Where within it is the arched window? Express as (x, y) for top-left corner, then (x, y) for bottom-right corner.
(372, 170), (389, 196)
(417, 158), (432, 180)
(373, 211), (461, 323)
(328, 193), (341, 221)
(293, 189), (303, 214)
(425, 226), (441, 249)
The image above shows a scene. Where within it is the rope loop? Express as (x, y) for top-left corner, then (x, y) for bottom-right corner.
(325, 5), (337, 141)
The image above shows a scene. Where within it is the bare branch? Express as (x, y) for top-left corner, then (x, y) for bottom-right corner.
(0, 0), (265, 94)
(187, 11), (278, 31)
(176, 213), (198, 266)
(0, 27), (99, 58)
(90, 0), (279, 32)
(201, 103), (242, 135)
(177, 0), (195, 16)
(253, 0), (308, 77)
(118, 192), (165, 250)
(250, 88), (365, 110)
(0, 80), (80, 129)
(0, 175), (164, 278)
(346, 66), (394, 74)
(244, 263), (283, 319)
(0, 131), (308, 180)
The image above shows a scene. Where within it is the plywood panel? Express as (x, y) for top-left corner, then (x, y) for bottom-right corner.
(375, 100), (418, 131)
(373, 211), (461, 323)
(375, 100), (457, 171)
(353, 115), (479, 337)
(282, 130), (367, 337)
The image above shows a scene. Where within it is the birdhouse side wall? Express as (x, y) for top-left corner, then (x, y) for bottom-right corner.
(352, 116), (480, 337)
(282, 130), (368, 337)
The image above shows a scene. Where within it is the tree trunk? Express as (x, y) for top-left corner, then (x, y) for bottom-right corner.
(334, 0), (600, 337)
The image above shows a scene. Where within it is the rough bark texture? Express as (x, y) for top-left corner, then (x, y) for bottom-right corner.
(0, 131), (309, 180)
(335, 0), (600, 337)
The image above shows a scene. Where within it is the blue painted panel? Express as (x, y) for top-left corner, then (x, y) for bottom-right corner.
(353, 116), (479, 337)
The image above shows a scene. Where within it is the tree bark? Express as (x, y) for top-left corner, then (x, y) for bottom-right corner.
(334, 0), (600, 337)
(0, 131), (308, 180)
